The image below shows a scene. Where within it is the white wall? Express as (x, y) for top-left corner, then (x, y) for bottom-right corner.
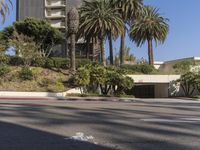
(154, 84), (169, 98)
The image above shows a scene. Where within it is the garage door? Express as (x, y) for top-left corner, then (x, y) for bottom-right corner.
(131, 85), (155, 98)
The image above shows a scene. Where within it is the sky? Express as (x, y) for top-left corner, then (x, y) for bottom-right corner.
(0, 0), (200, 61)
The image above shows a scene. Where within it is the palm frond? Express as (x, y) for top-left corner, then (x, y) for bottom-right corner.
(0, 0), (12, 23)
(130, 5), (169, 47)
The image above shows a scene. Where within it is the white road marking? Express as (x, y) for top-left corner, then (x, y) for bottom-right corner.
(141, 118), (200, 123)
(182, 118), (200, 121)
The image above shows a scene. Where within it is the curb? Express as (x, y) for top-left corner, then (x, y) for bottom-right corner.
(0, 97), (56, 101)
(62, 97), (137, 102)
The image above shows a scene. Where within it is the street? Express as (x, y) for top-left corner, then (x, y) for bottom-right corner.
(0, 98), (200, 150)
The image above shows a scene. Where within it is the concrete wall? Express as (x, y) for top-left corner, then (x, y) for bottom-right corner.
(154, 84), (169, 98)
(128, 75), (181, 84)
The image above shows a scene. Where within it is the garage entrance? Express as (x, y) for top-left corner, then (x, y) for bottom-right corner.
(131, 85), (155, 98)
(129, 83), (169, 98)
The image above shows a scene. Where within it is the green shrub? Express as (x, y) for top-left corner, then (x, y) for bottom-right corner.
(73, 64), (134, 95)
(140, 64), (155, 74)
(45, 57), (69, 69)
(45, 58), (54, 68)
(0, 64), (10, 77)
(76, 59), (92, 68)
(120, 64), (156, 74)
(0, 55), (9, 65)
(173, 60), (195, 74)
(74, 67), (90, 93)
(47, 80), (65, 92)
(9, 56), (24, 66)
(52, 57), (69, 69)
(20, 66), (33, 80)
(32, 57), (47, 67)
(176, 72), (197, 97)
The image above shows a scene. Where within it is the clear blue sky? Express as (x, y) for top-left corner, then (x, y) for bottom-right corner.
(1, 0), (200, 61)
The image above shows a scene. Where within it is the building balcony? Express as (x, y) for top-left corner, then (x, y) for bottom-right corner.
(45, 15), (66, 19)
(48, 19), (66, 29)
(45, 8), (66, 19)
(45, 0), (66, 8)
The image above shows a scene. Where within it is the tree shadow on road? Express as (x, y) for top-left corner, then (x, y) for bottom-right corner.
(0, 101), (200, 150)
(0, 121), (115, 150)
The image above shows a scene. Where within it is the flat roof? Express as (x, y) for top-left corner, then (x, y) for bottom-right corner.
(128, 75), (180, 84)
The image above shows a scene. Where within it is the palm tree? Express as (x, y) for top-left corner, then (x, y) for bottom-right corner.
(113, 0), (143, 65)
(0, 0), (12, 23)
(130, 6), (169, 65)
(79, 0), (123, 66)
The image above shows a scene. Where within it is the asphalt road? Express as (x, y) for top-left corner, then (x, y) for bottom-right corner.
(0, 98), (200, 150)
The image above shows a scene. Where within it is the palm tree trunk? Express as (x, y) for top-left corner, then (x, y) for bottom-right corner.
(70, 33), (76, 72)
(148, 39), (154, 65)
(120, 28), (126, 65)
(100, 38), (106, 66)
(86, 38), (90, 59)
(108, 32), (114, 65)
(92, 37), (96, 62)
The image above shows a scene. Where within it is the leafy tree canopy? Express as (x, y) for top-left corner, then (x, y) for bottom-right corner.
(173, 60), (195, 74)
(1, 17), (64, 57)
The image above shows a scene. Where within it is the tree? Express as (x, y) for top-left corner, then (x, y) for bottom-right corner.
(68, 8), (79, 73)
(9, 33), (41, 66)
(194, 72), (200, 94)
(0, 31), (6, 53)
(173, 60), (195, 74)
(113, 0), (143, 65)
(130, 6), (169, 65)
(124, 47), (136, 64)
(0, 0), (12, 23)
(73, 64), (134, 95)
(79, 0), (123, 66)
(3, 17), (63, 57)
(176, 72), (196, 97)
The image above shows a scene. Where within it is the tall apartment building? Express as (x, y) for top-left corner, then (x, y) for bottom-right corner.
(16, 0), (99, 58)
(17, 0), (82, 29)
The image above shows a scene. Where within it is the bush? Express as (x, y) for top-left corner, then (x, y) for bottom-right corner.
(32, 57), (47, 67)
(45, 58), (54, 68)
(20, 66), (33, 80)
(0, 64), (10, 77)
(45, 58), (91, 69)
(9, 56), (24, 66)
(140, 64), (155, 74)
(176, 72), (196, 97)
(173, 60), (194, 74)
(76, 59), (92, 68)
(0, 55), (9, 65)
(74, 66), (91, 93)
(45, 57), (69, 69)
(47, 80), (65, 92)
(52, 57), (69, 69)
(73, 64), (134, 95)
(120, 64), (156, 74)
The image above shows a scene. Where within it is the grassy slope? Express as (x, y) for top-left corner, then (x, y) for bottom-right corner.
(0, 67), (70, 92)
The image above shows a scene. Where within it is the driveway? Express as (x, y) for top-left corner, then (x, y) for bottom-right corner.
(0, 98), (200, 150)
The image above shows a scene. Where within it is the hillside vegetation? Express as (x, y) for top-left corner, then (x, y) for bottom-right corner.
(0, 66), (69, 92)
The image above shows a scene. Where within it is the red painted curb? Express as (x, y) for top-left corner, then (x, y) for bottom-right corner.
(0, 97), (52, 100)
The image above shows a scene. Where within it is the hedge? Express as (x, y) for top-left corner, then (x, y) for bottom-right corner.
(120, 64), (157, 74)
(0, 55), (92, 69)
